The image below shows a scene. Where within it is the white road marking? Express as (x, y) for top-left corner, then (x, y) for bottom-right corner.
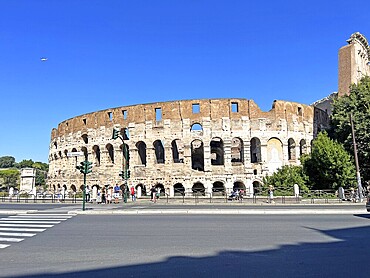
(15, 214), (74, 217)
(0, 224), (54, 228)
(0, 227), (46, 232)
(9, 215), (73, 219)
(0, 221), (61, 224)
(0, 232), (36, 237)
(4, 218), (68, 221)
(0, 213), (76, 250)
(0, 237), (24, 242)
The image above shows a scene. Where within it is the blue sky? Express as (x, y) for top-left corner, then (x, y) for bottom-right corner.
(1, 0), (369, 163)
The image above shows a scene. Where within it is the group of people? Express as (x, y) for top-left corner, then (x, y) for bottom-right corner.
(229, 188), (245, 201)
(150, 185), (161, 202)
(86, 184), (137, 204)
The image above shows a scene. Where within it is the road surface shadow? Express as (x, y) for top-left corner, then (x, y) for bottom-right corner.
(9, 224), (370, 278)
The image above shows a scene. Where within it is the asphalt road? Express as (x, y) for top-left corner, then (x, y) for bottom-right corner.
(1, 213), (370, 277)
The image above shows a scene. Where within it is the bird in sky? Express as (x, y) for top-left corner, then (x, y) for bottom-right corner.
(40, 57), (48, 62)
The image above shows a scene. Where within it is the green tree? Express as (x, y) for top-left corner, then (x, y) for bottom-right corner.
(302, 131), (356, 189)
(0, 169), (20, 189)
(15, 159), (34, 169)
(263, 165), (309, 195)
(331, 76), (370, 181)
(0, 156), (16, 168)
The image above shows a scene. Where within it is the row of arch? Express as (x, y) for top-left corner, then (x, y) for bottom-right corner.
(50, 180), (264, 197)
(51, 137), (309, 171)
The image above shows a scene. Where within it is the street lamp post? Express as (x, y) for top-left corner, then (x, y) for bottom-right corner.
(350, 113), (363, 202)
(112, 128), (130, 203)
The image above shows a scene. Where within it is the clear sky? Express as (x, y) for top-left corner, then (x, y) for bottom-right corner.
(1, 0), (369, 163)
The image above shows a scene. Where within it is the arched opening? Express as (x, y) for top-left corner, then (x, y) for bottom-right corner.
(174, 183), (185, 196)
(172, 139), (184, 163)
(250, 138), (261, 163)
(106, 144), (114, 164)
(191, 139), (204, 171)
(136, 141), (147, 166)
(267, 137), (283, 173)
(192, 182), (205, 196)
(82, 134), (88, 144)
(81, 146), (88, 161)
(233, 181), (246, 191)
(231, 137), (244, 163)
(212, 181), (225, 196)
(253, 181), (262, 195)
(299, 139), (307, 156)
(135, 184), (145, 197)
(288, 138), (296, 160)
(93, 145), (101, 166)
(210, 137), (224, 165)
(191, 123), (203, 132)
(153, 140), (165, 164)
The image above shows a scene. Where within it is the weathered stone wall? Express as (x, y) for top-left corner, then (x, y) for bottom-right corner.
(48, 98), (313, 197)
(338, 32), (370, 96)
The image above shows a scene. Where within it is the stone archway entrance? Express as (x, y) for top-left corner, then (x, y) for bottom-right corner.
(192, 182), (205, 196)
(212, 181), (225, 196)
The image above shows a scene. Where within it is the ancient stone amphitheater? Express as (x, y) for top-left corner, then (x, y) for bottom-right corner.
(47, 32), (370, 199)
(48, 98), (316, 198)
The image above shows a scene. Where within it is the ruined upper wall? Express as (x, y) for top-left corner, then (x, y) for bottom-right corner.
(339, 32), (370, 96)
(51, 98), (313, 140)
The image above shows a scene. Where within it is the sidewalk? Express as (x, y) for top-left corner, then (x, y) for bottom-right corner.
(69, 198), (367, 215)
(0, 197), (367, 215)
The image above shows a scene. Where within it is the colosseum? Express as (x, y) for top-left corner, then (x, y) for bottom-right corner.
(47, 32), (370, 199)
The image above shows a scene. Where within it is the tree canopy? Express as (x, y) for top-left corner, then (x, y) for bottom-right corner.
(0, 156), (16, 168)
(331, 76), (370, 182)
(263, 165), (309, 194)
(302, 131), (356, 189)
(0, 169), (20, 189)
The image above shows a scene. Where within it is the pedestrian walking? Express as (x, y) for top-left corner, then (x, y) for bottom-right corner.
(151, 185), (156, 203)
(268, 185), (274, 203)
(130, 186), (136, 201)
(114, 184), (120, 204)
(101, 187), (106, 204)
(85, 186), (91, 202)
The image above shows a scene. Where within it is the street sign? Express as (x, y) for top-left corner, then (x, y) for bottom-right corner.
(67, 151), (84, 157)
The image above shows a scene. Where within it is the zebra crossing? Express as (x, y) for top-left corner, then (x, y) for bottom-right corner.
(0, 213), (76, 249)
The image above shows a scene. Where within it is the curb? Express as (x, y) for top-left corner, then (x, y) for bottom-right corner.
(69, 208), (367, 215)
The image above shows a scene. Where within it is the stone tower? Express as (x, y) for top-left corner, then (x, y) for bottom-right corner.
(338, 32), (370, 96)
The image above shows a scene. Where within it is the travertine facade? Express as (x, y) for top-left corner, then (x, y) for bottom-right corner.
(48, 99), (313, 197)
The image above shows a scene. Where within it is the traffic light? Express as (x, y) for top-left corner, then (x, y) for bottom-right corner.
(76, 162), (85, 174)
(123, 128), (129, 140)
(112, 128), (120, 140)
(76, 161), (92, 174)
(85, 161), (93, 174)
(127, 170), (131, 178)
(119, 170), (124, 179)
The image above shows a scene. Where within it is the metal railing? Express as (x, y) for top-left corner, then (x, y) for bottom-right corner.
(1, 187), (367, 204)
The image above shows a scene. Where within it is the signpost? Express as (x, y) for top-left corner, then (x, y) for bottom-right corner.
(67, 152), (84, 157)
